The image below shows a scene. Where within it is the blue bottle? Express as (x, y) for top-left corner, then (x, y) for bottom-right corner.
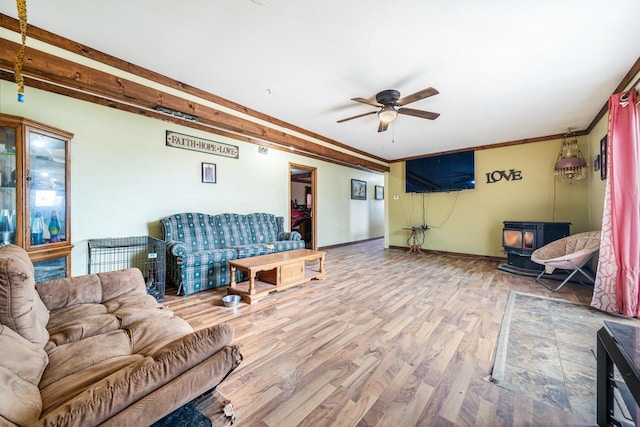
(31, 212), (44, 245)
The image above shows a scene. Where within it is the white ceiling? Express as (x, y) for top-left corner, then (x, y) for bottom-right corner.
(2, 0), (640, 161)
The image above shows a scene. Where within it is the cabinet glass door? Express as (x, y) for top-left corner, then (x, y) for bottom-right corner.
(0, 127), (17, 245)
(27, 131), (67, 247)
(33, 256), (67, 282)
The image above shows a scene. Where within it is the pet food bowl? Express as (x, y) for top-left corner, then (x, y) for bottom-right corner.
(222, 294), (241, 307)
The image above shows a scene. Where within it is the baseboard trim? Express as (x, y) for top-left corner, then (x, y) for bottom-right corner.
(387, 245), (506, 262)
(318, 240), (505, 263)
(319, 236), (383, 251)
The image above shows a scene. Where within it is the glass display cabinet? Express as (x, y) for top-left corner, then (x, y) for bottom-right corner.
(0, 114), (73, 282)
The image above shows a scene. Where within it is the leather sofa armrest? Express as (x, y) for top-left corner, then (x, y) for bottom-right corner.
(166, 241), (188, 257)
(150, 322), (235, 359)
(278, 231), (301, 241)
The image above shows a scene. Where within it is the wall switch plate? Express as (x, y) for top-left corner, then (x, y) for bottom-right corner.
(393, 195), (400, 200)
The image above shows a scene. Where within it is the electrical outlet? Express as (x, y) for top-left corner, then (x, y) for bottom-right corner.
(258, 146), (268, 154)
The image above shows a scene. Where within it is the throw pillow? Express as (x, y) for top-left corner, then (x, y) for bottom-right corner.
(0, 245), (50, 347)
(0, 323), (48, 425)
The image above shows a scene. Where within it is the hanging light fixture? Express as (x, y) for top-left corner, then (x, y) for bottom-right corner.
(378, 105), (398, 124)
(554, 128), (587, 182)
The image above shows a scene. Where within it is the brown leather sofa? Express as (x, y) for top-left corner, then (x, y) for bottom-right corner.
(0, 244), (242, 426)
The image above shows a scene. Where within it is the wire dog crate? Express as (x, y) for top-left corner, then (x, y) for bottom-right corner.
(87, 236), (165, 302)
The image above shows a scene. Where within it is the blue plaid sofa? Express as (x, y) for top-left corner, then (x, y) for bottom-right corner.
(160, 212), (305, 295)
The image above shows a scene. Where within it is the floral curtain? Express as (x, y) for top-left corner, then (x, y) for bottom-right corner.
(591, 89), (640, 317)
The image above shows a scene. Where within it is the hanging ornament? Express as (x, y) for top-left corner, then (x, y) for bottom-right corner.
(554, 128), (587, 182)
(14, 0), (27, 102)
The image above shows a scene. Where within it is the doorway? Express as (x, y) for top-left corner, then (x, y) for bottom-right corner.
(289, 163), (317, 250)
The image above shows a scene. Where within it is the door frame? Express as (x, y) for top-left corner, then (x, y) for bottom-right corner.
(289, 163), (317, 250)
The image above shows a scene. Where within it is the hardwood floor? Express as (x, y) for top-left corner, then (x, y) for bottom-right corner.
(164, 239), (595, 426)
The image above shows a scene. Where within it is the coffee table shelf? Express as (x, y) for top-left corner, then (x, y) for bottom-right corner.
(227, 249), (325, 304)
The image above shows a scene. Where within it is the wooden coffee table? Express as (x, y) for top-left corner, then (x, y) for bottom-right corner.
(227, 249), (325, 304)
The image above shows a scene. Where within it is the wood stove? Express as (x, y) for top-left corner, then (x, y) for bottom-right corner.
(498, 221), (571, 275)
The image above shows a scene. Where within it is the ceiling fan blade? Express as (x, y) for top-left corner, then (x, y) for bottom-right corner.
(398, 107), (440, 120)
(396, 87), (439, 106)
(336, 110), (378, 123)
(351, 96), (383, 107)
(378, 121), (389, 133)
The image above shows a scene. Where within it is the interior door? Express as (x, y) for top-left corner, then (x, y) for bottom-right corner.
(289, 163), (316, 250)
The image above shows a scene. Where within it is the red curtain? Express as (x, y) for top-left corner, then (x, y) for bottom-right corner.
(591, 89), (640, 317)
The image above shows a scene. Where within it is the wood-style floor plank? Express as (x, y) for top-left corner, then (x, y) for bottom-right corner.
(165, 239), (595, 426)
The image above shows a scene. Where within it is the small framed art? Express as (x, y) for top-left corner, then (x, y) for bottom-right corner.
(351, 179), (366, 200)
(202, 162), (217, 183)
(600, 136), (607, 180)
(375, 185), (384, 200)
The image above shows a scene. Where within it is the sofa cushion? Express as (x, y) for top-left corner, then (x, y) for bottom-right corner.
(107, 296), (175, 328)
(180, 248), (238, 265)
(0, 323), (48, 426)
(47, 313), (120, 348)
(0, 244), (50, 347)
(0, 324), (48, 385)
(103, 293), (163, 323)
(168, 212), (219, 252)
(0, 366), (42, 426)
(97, 268), (149, 302)
(230, 243), (272, 259)
(215, 213), (253, 247)
(247, 213), (281, 243)
(45, 294), (172, 350)
(46, 303), (108, 331)
(41, 329), (132, 389)
(36, 273), (103, 311)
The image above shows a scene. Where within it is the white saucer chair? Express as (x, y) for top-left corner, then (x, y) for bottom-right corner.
(530, 230), (601, 292)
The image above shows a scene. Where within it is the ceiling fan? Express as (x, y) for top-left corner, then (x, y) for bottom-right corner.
(337, 87), (440, 132)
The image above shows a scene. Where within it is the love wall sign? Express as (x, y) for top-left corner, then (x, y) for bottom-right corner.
(485, 169), (523, 184)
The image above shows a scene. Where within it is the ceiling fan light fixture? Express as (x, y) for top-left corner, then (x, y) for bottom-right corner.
(337, 86), (439, 132)
(378, 105), (398, 123)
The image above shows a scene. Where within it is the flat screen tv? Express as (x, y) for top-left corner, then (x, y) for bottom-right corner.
(405, 150), (475, 193)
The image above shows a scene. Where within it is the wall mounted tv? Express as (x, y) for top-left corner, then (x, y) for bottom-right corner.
(405, 150), (475, 193)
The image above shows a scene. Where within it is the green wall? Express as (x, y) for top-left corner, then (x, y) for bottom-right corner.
(387, 137), (592, 257)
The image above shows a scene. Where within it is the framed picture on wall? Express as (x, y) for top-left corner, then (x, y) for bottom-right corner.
(202, 162), (217, 183)
(600, 135), (607, 180)
(351, 179), (366, 200)
(375, 185), (384, 200)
